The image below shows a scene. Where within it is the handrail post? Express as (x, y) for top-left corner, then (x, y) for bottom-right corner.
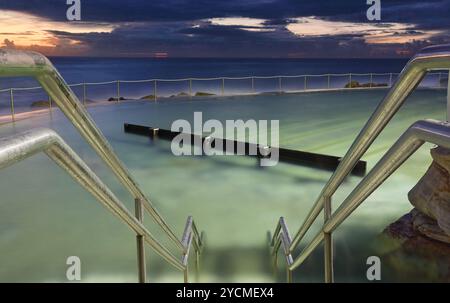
(195, 249), (200, 282)
(251, 76), (255, 93)
(327, 74), (330, 89)
(287, 269), (292, 283)
(273, 247), (278, 280)
(323, 196), (334, 283)
(279, 77), (282, 93)
(189, 79), (192, 98)
(154, 80), (157, 101)
(349, 73), (352, 87)
(9, 88), (14, 121)
(135, 198), (147, 283)
(48, 95), (52, 110)
(221, 78), (225, 95)
(369, 73), (373, 88)
(116, 80), (120, 102)
(389, 73), (393, 87)
(304, 76), (307, 90)
(184, 267), (189, 283)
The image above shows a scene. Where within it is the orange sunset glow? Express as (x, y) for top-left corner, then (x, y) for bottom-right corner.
(0, 10), (115, 56)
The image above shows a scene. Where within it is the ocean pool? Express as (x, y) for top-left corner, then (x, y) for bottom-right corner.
(0, 88), (447, 282)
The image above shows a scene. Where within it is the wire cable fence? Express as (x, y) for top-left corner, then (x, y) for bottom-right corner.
(0, 71), (448, 124)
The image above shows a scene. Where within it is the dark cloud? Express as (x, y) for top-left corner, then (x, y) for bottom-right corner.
(0, 0), (449, 57)
(0, 0), (368, 22)
(1, 0), (445, 25)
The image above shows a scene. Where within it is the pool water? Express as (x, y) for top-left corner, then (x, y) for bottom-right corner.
(0, 88), (447, 282)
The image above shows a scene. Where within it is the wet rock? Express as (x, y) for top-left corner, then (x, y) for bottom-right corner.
(30, 100), (51, 107)
(412, 209), (450, 244)
(408, 147), (450, 236)
(378, 146), (450, 281)
(344, 81), (388, 88)
(379, 209), (450, 282)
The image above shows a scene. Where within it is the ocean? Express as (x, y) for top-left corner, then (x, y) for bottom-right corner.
(1, 57), (409, 89)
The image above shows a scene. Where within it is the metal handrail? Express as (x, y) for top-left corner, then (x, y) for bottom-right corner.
(270, 44), (450, 282)
(270, 217), (294, 282)
(0, 49), (183, 251)
(271, 119), (450, 282)
(0, 128), (202, 280)
(181, 216), (204, 282)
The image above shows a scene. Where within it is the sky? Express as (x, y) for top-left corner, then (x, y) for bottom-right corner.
(0, 0), (449, 58)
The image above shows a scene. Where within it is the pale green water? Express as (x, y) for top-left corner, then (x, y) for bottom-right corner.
(0, 89), (446, 282)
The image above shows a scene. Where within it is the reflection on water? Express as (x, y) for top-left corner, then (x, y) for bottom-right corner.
(0, 89), (447, 282)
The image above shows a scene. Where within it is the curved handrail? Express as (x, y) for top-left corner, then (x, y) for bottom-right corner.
(0, 49), (183, 250)
(271, 119), (450, 281)
(269, 44), (450, 283)
(0, 128), (186, 271)
(289, 44), (450, 252)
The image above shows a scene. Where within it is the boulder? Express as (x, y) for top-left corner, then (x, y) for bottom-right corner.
(408, 147), (450, 236)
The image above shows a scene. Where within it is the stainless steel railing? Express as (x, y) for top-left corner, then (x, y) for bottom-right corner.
(0, 49), (201, 282)
(0, 128), (202, 281)
(270, 44), (450, 283)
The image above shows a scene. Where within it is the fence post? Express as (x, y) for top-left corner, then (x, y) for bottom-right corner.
(116, 80), (120, 102)
(9, 88), (15, 121)
(221, 78), (225, 95)
(135, 198), (146, 283)
(447, 72), (450, 121)
(83, 83), (87, 106)
(154, 80), (157, 101)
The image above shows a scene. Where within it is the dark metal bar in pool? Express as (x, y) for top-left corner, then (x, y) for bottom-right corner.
(123, 123), (367, 176)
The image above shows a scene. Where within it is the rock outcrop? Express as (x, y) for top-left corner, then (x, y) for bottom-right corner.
(379, 146), (450, 281)
(380, 209), (450, 282)
(408, 147), (450, 238)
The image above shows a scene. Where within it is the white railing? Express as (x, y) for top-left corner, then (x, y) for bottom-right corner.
(0, 71), (447, 123)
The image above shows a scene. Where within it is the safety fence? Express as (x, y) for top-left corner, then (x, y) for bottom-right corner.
(0, 71), (448, 124)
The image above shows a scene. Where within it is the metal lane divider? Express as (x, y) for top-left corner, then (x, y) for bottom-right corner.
(269, 44), (450, 283)
(0, 49), (202, 282)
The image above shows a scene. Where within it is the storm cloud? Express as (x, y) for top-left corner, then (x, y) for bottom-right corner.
(0, 0), (449, 57)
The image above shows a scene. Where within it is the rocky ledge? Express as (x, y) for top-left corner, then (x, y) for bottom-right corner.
(385, 146), (450, 243)
(379, 146), (450, 281)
